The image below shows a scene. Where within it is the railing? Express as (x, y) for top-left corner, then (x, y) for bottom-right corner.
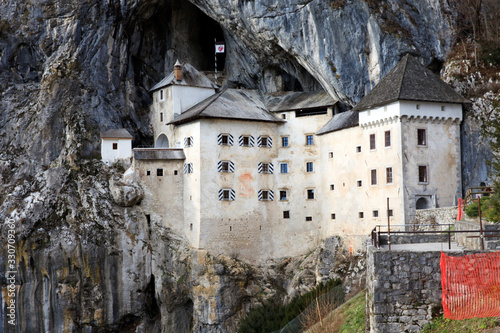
(371, 223), (500, 251)
(465, 186), (495, 206)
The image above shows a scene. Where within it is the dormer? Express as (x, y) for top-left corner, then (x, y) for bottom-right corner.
(354, 54), (469, 128)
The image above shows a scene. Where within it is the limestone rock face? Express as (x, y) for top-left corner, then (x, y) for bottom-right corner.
(109, 174), (144, 207)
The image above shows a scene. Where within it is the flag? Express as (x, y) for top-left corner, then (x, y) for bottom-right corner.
(215, 44), (225, 53)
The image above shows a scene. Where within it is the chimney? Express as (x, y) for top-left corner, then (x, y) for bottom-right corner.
(174, 60), (182, 81)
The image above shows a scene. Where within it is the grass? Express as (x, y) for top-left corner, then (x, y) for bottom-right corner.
(304, 289), (365, 333)
(421, 316), (500, 332)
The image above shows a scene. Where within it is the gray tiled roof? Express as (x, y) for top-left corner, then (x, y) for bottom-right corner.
(265, 91), (337, 112)
(100, 129), (133, 139)
(316, 111), (359, 135)
(133, 148), (185, 160)
(150, 63), (218, 92)
(168, 89), (285, 125)
(353, 54), (469, 112)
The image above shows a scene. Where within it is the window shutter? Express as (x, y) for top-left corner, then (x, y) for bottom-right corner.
(258, 190), (263, 200)
(257, 136), (262, 147)
(229, 161), (235, 172)
(269, 190), (274, 201)
(230, 189), (235, 200)
(190, 136), (193, 146)
(267, 137), (272, 147)
(217, 134), (222, 145)
(218, 189), (224, 200)
(217, 161), (223, 172)
(189, 163), (193, 173)
(258, 162), (262, 173)
(228, 134), (234, 146)
(184, 163), (188, 174)
(184, 137), (187, 147)
(268, 163), (274, 174)
(238, 135), (243, 146)
(249, 136), (255, 147)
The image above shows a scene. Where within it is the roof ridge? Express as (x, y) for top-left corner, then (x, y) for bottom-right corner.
(395, 54), (410, 100)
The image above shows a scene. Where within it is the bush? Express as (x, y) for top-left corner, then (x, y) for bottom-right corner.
(481, 44), (500, 66)
(465, 197), (491, 218)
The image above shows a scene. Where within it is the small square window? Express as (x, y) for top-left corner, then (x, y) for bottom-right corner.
(282, 137), (289, 147)
(305, 216), (313, 222)
(261, 137), (268, 147)
(359, 212), (364, 218)
(222, 190), (231, 200)
(280, 190), (287, 201)
(388, 209), (393, 217)
(157, 168), (163, 177)
(356, 146), (361, 153)
(185, 137), (193, 147)
(146, 170), (151, 176)
(328, 151), (334, 159)
(331, 213), (336, 220)
(307, 189), (315, 200)
(385, 131), (391, 147)
(330, 184), (334, 191)
(112, 143), (118, 150)
(174, 170), (178, 175)
(242, 136), (250, 146)
(306, 162), (314, 172)
(416, 104), (420, 110)
(373, 210), (379, 217)
(261, 163), (270, 173)
(221, 135), (229, 145)
(357, 180), (362, 187)
(280, 163), (288, 174)
(261, 190), (270, 200)
(306, 135), (314, 145)
(283, 211), (290, 219)
(441, 105), (446, 111)
(369, 134), (376, 150)
(417, 129), (426, 146)
(281, 113), (287, 119)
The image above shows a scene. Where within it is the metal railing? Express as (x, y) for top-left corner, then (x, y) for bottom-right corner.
(465, 186), (495, 206)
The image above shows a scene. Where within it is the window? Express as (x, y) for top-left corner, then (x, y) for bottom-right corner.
(160, 89), (164, 101)
(112, 143), (118, 150)
(331, 213), (336, 220)
(239, 135), (254, 147)
(305, 216), (313, 221)
(280, 190), (287, 201)
(306, 162), (314, 172)
(356, 145), (361, 153)
(388, 209), (393, 217)
(184, 163), (193, 174)
(441, 105), (446, 111)
(369, 134), (376, 150)
(258, 136), (272, 147)
(418, 165), (428, 183)
(386, 167), (393, 184)
(385, 131), (391, 147)
(280, 163), (288, 174)
(359, 212), (364, 218)
(371, 169), (377, 186)
(417, 129), (426, 146)
(416, 104), (420, 110)
(218, 134), (233, 146)
(218, 161), (234, 173)
(306, 135), (314, 145)
(307, 189), (315, 199)
(357, 180), (362, 187)
(184, 136), (193, 148)
(283, 211), (290, 219)
(373, 210), (379, 218)
(281, 113), (287, 119)
(174, 170), (178, 175)
(160, 113), (163, 122)
(258, 190), (274, 201)
(330, 184), (334, 191)
(219, 189), (235, 201)
(282, 137), (289, 147)
(258, 162), (273, 174)
(146, 170), (151, 176)
(328, 151), (334, 159)
(157, 168), (163, 177)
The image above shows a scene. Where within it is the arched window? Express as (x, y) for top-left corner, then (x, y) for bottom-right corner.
(155, 134), (169, 148)
(416, 197), (429, 210)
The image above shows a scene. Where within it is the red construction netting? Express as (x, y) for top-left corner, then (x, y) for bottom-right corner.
(441, 251), (500, 320)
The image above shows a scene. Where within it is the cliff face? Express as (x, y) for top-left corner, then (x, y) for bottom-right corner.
(0, 0), (487, 332)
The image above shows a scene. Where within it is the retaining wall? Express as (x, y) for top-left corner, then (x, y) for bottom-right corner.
(455, 220), (500, 250)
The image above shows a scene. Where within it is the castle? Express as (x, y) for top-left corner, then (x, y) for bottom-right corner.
(102, 55), (468, 262)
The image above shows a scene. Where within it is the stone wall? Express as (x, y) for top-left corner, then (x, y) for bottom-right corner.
(455, 220), (500, 250)
(379, 234), (453, 245)
(410, 206), (458, 231)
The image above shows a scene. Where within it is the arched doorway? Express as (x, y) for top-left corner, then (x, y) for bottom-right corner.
(416, 197), (429, 210)
(155, 134), (169, 148)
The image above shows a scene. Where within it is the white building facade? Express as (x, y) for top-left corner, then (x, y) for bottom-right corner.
(101, 129), (133, 165)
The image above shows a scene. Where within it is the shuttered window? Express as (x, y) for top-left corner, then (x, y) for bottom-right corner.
(217, 161), (235, 173)
(184, 136), (193, 148)
(239, 135), (255, 147)
(258, 162), (274, 174)
(217, 134), (234, 146)
(258, 190), (274, 201)
(257, 136), (272, 148)
(219, 189), (235, 201)
(184, 163), (193, 174)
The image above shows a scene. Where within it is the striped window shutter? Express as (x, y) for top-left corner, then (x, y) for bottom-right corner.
(267, 137), (272, 147)
(229, 161), (234, 172)
(238, 135), (244, 146)
(218, 189), (224, 200)
(249, 136), (255, 147)
(258, 190), (263, 200)
(228, 134), (234, 146)
(258, 190), (274, 201)
(268, 163), (274, 174)
(258, 162), (263, 173)
(257, 136), (262, 147)
(218, 189), (235, 201)
(217, 134), (223, 145)
(217, 161), (235, 172)
(184, 136), (193, 147)
(269, 190), (274, 201)
(217, 134), (235, 146)
(184, 137), (187, 147)
(217, 161), (223, 172)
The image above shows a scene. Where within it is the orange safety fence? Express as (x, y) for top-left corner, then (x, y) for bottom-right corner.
(457, 198), (463, 221)
(441, 251), (500, 320)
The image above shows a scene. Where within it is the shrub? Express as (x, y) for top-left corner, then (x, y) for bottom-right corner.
(465, 197), (491, 218)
